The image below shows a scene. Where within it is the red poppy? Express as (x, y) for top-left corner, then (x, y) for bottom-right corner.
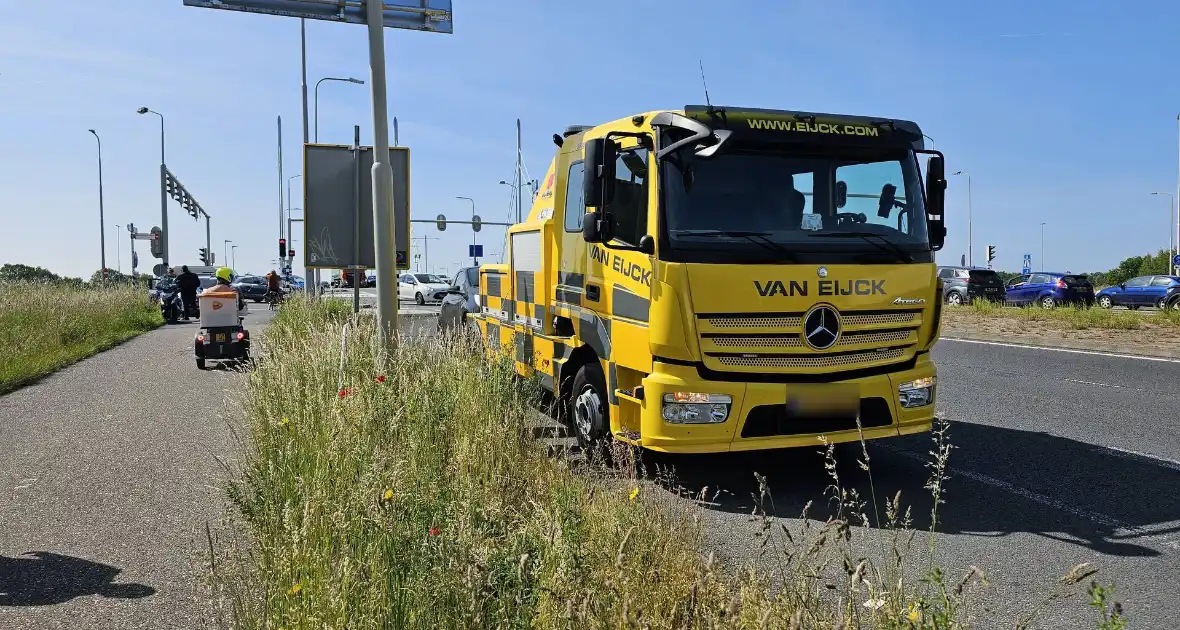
(338, 387), (354, 398)
(375, 375), (387, 384)
(428, 526), (441, 536)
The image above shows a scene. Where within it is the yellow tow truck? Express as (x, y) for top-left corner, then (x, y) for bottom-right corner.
(474, 105), (948, 454)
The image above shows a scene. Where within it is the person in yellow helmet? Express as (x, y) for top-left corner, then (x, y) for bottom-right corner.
(201, 266), (246, 312)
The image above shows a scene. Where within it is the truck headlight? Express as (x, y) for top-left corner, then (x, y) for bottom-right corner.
(662, 392), (732, 424)
(898, 376), (936, 408)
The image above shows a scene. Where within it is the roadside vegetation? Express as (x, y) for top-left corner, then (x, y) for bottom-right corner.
(947, 299), (1180, 331)
(211, 297), (1127, 628)
(0, 279), (162, 394)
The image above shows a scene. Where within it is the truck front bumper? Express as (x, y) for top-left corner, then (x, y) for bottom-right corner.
(636, 353), (936, 454)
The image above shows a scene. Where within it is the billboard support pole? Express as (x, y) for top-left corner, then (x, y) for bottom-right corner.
(352, 125), (362, 315)
(366, 0), (398, 353)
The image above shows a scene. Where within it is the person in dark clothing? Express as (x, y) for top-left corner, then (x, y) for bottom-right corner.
(175, 265), (201, 321)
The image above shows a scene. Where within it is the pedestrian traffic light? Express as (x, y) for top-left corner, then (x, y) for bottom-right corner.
(987, 245), (996, 263)
(288, 248), (295, 259)
(198, 247), (209, 264)
(279, 238), (287, 258)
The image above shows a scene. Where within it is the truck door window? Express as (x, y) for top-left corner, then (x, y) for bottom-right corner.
(610, 148), (649, 246)
(834, 159), (910, 232)
(564, 161), (585, 232)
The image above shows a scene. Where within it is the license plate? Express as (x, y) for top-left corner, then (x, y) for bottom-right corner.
(984, 287), (998, 292)
(786, 383), (860, 418)
(215, 333), (226, 342)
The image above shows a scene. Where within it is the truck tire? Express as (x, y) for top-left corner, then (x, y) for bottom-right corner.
(569, 361), (609, 453)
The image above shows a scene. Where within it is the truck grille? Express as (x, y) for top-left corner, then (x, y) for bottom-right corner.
(713, 347), (906, 369)
(697, 308), (921, 374)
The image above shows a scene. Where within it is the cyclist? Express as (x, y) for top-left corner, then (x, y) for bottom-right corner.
(265, 269), (282, 304)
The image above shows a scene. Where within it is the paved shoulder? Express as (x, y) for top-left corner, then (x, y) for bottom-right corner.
(0, 312), (272, 629)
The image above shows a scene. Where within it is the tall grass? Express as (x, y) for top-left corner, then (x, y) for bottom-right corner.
(959, 299), (1180, 330)
(0, 280), (162, 393)
(211, 297), (1123, 628)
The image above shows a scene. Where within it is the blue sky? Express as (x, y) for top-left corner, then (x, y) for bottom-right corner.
(4, 0), (1180, 280)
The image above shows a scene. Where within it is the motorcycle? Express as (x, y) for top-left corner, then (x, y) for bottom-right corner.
(160, 288), (183, 324)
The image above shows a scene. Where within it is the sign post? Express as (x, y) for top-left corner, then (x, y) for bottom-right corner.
(182, 0), (454, 354)
(1022, 253), (1032, 275)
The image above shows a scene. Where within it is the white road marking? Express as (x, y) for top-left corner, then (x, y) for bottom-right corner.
(1063, 378), (1123, 389)
(941, 337), (1180, 364)
(14, 478), (36, 490)
(1102, 445), (1180, 474)
(880, 445), (1170, 544)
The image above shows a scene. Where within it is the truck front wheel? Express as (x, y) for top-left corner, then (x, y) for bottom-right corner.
(569, 361), (609, 453)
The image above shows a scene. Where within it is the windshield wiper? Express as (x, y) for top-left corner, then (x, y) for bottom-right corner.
(672, 229), (799, 262)
(808, 231), (915, 263)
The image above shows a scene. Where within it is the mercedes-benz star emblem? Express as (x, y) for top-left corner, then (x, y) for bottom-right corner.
(802, 305), (841, 350)
(817, 266), (829, 278)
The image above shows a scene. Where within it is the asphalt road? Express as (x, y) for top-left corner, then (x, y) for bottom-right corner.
(658, 339), (1180, 628)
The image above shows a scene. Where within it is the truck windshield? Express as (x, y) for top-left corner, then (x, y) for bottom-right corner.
(660, 141), (932, 265)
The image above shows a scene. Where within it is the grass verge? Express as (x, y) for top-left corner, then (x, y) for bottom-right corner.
(950, 299), (1180, 331)
(211, 297), (1127, 628)
(0, 280), (163, 393)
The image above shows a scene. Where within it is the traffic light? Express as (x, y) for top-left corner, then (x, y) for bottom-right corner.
(279, 238), (287, 258)
(150, 227), (163, 259)
(987, 245), (996, 263)
(436, 213), (447, 231)
(199, 247), (209, 265)
(288, 248), (295, 259)
(472, 214), (482, 233)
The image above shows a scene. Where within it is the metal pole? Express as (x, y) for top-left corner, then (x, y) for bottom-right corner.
(231, 245), (237, 270)
(366, 0), (398, 350)
(352, 124), (362, 314)
(114, 224), (121, 273)
(287, 174), (301, 246)
(278, 116), (284, 242)
(516, 118), (523, 223)
(88, 129), (107, 279)
(224, 239), (232, 265)
(1040, 222), (1046, 271)
(1176, 115), (1180, 274)
(205, 214), (212, 265)
(394, 117), (399, 146)
(456, 196), (476, 265)
(137, 109), (167, 268)
(966, 174), (973, 267)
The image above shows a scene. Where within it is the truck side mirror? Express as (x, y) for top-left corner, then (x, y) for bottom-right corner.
(925, 154), (947, 251)
(582, 211), (615, 244)
(583, 138), (617, 209)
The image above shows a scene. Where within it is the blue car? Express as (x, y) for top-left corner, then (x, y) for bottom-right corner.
(1003, 272), (1095, 309)
(1095, 275), (1180, 310)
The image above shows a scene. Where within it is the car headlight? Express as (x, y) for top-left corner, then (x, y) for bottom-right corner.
(898, 376), (936, 408)
(662, 392), (732, 424)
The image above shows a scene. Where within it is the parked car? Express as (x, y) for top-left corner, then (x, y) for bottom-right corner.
(1004, 271), (1095, 309)
(438, 266), (480, 333)
(936, 266), (1006, 305)
(232, 275), (270, 302)
(1095, 275), (1180, 310)
(398, 273), (451, 305)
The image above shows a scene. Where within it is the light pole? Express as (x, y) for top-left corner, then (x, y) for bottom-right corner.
(114, 224), (122, 273)
(231, 245), (239, 270)
(923, 134), (936, 150)
(1040, 222), (1047, 271)
(313, 76), (366, 143)
(224, 239), (232, 267)
(87, 129), (107, 279)
(136, 107), (167, 268)
(952, 170), (972, 266)
(287, 174), (302, 248)
(456, 196), (477, 264)
(1175, 115), (1180, 274)
(1150, 192), (1175, 261)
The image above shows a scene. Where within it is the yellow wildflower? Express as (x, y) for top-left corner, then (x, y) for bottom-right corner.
(382, 488), (393, 501)
(629, 487), (639, 501)
(905, 602), (920, 623)
(288, 582), (302, 596)
(278, 417), (290, 427)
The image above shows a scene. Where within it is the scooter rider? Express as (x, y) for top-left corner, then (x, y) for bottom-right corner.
(202, 267), (247, 313)
(176, 265), (201, 320)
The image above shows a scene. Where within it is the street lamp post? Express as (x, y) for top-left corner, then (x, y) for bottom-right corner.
(455, 196), (477, 264)
(1040, 222), (1047, 271)
(952, 170), (972, 266)
(114, 224), (122, 273)
(224, 239), (232, 268)
(87, 129), (107, 279)
(231, 245), (238, 270)
(313, 76), (366, 143)
(136, 107), (167, 268)
(287, 174), (302, 251)
(1150, 192), (1175, 262)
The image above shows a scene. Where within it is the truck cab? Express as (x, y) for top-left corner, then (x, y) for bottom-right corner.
(474, 105), (948, 454)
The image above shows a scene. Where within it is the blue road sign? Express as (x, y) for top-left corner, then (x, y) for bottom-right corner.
(182, 0), (454, 33)
(1173, 254), (1180, 266)
(469, 244), (484, 258)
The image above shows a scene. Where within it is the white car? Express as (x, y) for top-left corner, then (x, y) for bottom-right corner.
(398, 273), (451, 305)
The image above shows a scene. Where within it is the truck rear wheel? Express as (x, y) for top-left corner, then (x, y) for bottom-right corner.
(569, 361), (609, 453)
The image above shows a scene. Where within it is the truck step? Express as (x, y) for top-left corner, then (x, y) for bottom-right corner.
(526, 411), (573, 439)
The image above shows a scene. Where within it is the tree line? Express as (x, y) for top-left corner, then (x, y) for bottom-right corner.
(0, 263), (154, 287)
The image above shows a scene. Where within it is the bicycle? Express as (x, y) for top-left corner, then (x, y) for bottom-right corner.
(266, 289), (284, 310)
